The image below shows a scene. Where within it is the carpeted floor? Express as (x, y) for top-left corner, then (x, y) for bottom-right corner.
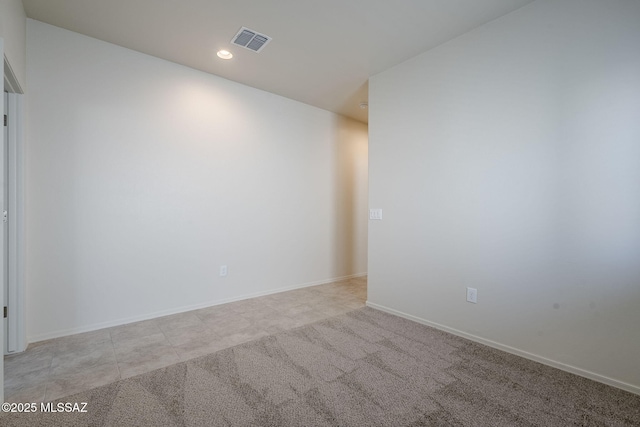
(2, 307), (639, 426)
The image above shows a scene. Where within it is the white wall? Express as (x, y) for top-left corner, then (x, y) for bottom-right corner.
(368, 0), (640, 393)
(0, 0), (26, 89)
(26, 19), (368, 341)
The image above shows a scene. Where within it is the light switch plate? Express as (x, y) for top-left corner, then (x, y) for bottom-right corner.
(369, 209), (383, 220)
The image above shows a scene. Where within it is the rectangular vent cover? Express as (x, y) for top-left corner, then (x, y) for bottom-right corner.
(232, 27), (272, 53)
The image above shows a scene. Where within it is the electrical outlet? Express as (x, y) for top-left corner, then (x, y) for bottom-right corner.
(466, 287), (477, 304)
(219, 265), (228, 277)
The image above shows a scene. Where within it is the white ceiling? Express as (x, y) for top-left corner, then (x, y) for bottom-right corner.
(22, 0), (533, 123)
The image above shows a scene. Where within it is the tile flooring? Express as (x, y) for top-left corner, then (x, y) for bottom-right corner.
(4, 276), (367, 403)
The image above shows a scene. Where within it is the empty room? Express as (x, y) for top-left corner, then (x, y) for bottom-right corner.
(1, 0), (639, 425)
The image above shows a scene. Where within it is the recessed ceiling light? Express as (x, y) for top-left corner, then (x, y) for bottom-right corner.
(217, 50), (233, 60)
(359, 102), (368, 109)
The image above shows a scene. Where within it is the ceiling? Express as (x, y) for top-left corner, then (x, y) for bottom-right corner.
(22, 0), (533, 123)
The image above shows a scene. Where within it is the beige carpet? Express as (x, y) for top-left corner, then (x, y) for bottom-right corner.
(3, 307), (639, 426)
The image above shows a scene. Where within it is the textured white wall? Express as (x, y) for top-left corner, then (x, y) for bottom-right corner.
(368, 0), (640, 392)
(0, 0), (26, 89)
(26, 20), (368, 341)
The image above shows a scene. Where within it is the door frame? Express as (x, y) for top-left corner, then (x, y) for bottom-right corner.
(3, 53), (26, 359)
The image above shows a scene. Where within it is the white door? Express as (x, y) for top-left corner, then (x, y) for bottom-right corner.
(2, 90), (7, 355)
(0, 36), (5, 403)
(3, 55), (26, 359)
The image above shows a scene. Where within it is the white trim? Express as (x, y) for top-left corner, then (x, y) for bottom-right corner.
(3, 54), (23, 95)
(28, 273), (368, 343)
(366, 301), (640, 396)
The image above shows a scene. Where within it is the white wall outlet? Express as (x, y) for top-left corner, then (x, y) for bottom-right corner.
(219, 265), (228, 277)
(466, 287), (477, 304)
(369, 208), (383, 220)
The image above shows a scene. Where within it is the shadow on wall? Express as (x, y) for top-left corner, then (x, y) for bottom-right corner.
(333, 116), (369, 277)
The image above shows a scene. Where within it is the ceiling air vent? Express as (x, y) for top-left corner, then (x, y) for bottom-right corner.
(232, 27), (272, 53)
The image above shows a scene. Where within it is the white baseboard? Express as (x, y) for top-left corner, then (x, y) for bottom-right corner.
(366, 301), (640, 396)
(27, 273), (367, 344)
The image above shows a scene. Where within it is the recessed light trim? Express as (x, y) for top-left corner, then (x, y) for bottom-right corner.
(217, 50), (233, 60)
